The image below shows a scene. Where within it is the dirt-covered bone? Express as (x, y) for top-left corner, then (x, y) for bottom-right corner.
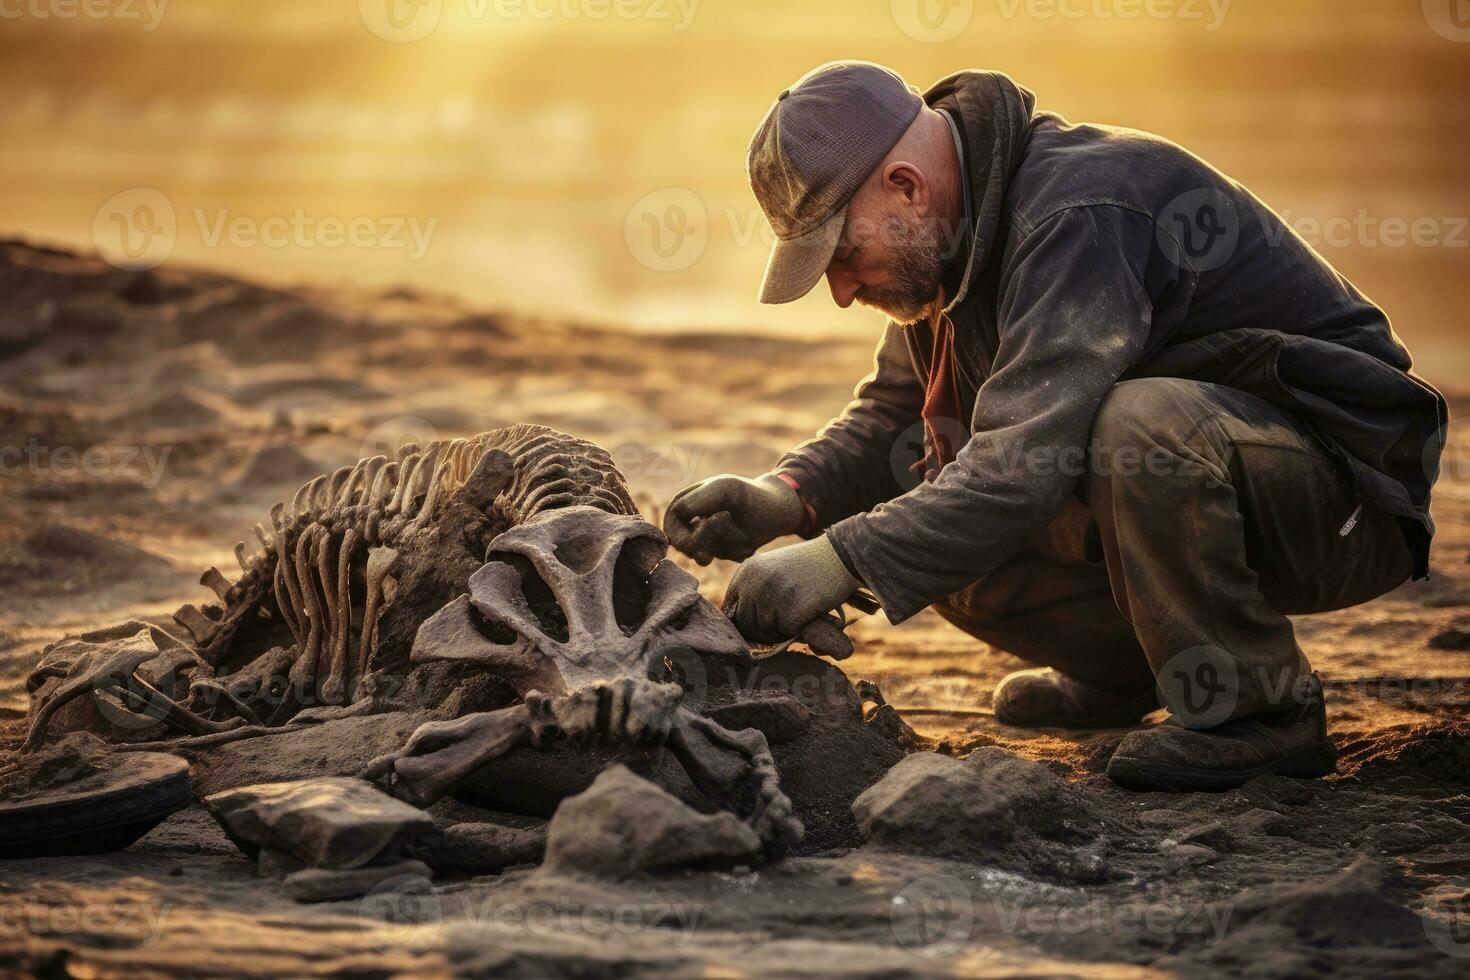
(25, 627), (242, 750)
(392, 502), (803, 851)
(21, 422), (832, 859)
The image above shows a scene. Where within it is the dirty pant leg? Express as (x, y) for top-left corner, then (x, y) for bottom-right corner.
(933, 500), (1156, 695)
(1086, 378), (1415, 726)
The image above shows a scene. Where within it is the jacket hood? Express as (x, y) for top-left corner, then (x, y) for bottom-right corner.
(923, 71), (1039, 313)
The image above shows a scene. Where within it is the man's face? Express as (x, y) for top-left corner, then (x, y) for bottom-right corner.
(824, 189), (948, 325)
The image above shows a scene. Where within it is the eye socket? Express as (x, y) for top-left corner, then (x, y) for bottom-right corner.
(485, 550), (569, 642)
(467, 599), (519, 645)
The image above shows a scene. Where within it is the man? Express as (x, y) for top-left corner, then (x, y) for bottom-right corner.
(663, 62), (1447, 792)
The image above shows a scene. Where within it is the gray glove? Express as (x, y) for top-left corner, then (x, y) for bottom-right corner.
(723, 535), (861, 644)
(664, 473), (806, 565)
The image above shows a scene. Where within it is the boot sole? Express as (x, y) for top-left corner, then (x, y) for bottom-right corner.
(1106, 741), (1338, 793)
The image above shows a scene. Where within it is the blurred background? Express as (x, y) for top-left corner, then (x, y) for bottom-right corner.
(1, 0), (1467, 374)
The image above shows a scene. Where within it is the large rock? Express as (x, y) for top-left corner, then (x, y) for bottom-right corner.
(542, 765), (759, 878)
(852, 747), (1110, 882)
(204, 776), (435, 870)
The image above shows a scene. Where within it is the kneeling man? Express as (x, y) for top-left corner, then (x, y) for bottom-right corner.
(664, 62), (1447, 792)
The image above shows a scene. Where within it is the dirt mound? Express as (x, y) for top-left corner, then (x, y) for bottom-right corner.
(110, 388), (237, 430)
(1179, 859), (1444, 977)
(230, 443), (324, 489)
(1336, 722), (1470, 796)
(0, 524), (176, 593)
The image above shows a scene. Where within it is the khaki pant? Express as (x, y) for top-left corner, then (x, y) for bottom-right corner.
(935, 378), (1414, 725)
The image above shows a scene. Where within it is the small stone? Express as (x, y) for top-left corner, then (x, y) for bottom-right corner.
(1176, 820), (1233, 851)
(542, 765), (760, 878)
(417, 822), (547, 875)
(204, 777), (435, 870)
(284, 859), (433, 903)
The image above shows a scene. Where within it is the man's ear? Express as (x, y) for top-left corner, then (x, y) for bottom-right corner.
(881, 161), (929, 212)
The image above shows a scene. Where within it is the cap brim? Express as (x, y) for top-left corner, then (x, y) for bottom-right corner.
(757, 205), (846, 305)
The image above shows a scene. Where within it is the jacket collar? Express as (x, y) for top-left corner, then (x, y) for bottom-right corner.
(922, 71), (1038, 315)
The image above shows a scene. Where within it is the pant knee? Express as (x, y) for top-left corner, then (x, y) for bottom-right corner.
(1087, 379), (1230, 507)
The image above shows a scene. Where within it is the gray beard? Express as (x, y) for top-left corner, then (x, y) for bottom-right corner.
(855, 222), (947, 325)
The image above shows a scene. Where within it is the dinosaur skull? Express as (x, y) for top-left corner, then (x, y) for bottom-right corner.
(411, 505), (748, 700)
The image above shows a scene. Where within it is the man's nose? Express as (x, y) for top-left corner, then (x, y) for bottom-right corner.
(826, 267), (859, 309)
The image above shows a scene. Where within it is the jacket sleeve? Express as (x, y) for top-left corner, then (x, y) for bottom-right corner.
(774, 320), (925, 528)
(827, 205), (1157, 622)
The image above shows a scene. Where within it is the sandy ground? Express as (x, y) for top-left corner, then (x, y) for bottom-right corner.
(2, 238), (1470, 977)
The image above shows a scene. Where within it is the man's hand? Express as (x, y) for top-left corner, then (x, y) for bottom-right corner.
(723, 535), (860, 644)
(664, 473), (806, 565)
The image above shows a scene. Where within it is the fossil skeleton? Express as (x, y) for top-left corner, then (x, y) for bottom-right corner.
(23, 425), (803, 853)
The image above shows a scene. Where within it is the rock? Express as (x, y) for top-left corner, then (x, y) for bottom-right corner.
(0, 748), (191, 858)
(417, 821), (547, 875)
(852, 747), (1109, 882)
(1429, 627), (1470, 651)
(542, 765), (760, 878)
(1175, 820), (1233, 851)
(204, 777), (435, 870)
(189, 710), (430, 797)
(284, 859), (433, 903)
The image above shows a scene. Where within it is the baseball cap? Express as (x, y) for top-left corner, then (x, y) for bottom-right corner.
(746, 61), (924, 304)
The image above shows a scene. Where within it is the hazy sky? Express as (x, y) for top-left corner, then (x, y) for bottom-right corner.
(2, 0), (1467, 371)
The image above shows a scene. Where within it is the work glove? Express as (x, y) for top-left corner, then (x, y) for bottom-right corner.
(723, 534), (861, 645)
(663, 473), (807, 565)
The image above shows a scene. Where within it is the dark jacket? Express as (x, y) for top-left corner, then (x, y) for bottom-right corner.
(776, 71), (1448, 623)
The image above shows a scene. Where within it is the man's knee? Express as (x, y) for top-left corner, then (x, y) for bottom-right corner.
(1093, 379), (1210, 451)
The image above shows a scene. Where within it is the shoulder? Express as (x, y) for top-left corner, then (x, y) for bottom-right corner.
(1006, 115), (1223, 236)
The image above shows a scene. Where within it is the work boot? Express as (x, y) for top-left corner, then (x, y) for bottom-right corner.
(992, 668), (1159, 729)
(1106, 673), (1337, 792)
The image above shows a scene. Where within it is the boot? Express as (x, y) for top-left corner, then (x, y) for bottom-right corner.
(1106, 673), (1337, 792)
(992, 668), (1159, 729)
